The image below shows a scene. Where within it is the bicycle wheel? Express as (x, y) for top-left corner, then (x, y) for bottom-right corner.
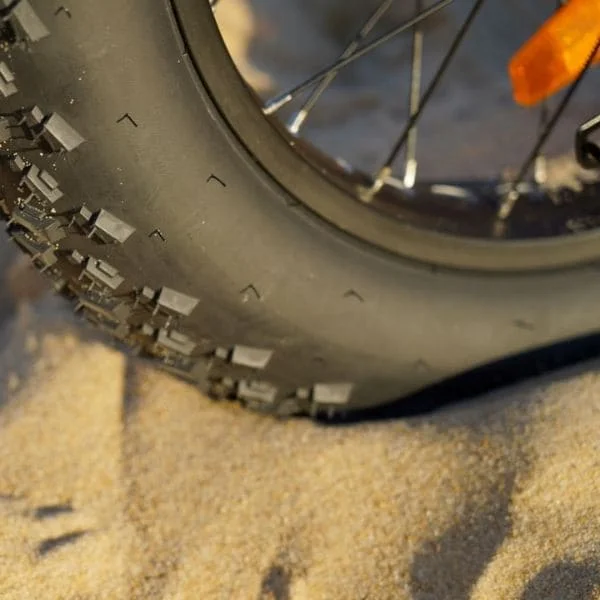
(1, 0), (599, 417)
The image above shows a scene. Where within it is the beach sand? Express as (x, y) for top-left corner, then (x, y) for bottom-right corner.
(1, 241), (599, 600)
(1, 1), (600, 598)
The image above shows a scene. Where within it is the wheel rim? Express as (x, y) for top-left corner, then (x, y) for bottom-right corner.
(171, 0), (600, 271)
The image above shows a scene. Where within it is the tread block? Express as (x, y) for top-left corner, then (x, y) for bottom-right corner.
(134, 285), (156, 307)
(237, 380), (278, 405)
(8, 153), (26, 173)
(1, 0), (49, 42)
(152, 287), (199, 318)
(7, 203), (66, 243)
(10, 156), (64, 205)
(41, 113), (85, 153)
(26, 105), (43, 124)
(21, 163), (64, 204)
(67, 249), (85, 266)
(158, 354), (198, 375)
(312, 383), (353, 406)
(70, 205), (135, 244)
(212, 345), (273, 370)
(155, 327), (197, 356)
(13, 107), (84, 153)
(18, 105), (44, 129)
(0, 61), (16, 97)
(295, 387), (310, 401)
(10, 230), (57, 268)
(157, 358), (208, 383)
(230, 345), (273, 370)
(214, 346), (229, 361)
(69, 205), (93, 226)
(76, 290), (131, 322)
(136, 323), (199, 374)
(78, 256), (125, 291)
(75, 293), (131, 339)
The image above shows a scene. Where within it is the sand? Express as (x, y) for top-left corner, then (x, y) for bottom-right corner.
(1, 244), (600, 600)
(1, 1), (600, 598)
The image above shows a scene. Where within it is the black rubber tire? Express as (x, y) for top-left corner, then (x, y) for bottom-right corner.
(1, 0), (599, 418)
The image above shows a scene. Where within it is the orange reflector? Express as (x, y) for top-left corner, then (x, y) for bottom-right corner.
(509, 0), (600, 107)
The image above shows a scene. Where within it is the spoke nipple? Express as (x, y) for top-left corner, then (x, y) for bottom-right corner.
(403, 159), (418, 189)
(263, 94), (293, 116)
(358, 167), (392, 202)
(357, 185), (375, 203)
(534, 154), (548, 185)
(497, 189), (519, 221)
(287, 110), (307, 135)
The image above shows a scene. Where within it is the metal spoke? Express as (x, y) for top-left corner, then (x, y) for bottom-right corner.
(533, 1), (565, 184)
(534, 102), (550, 184)
(263, 0), (453, 116)
(288, 0), (395, 135)
(497, 35), (600, 221)
(365, 0), (487, 199)
(403, 0), (425, 188)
